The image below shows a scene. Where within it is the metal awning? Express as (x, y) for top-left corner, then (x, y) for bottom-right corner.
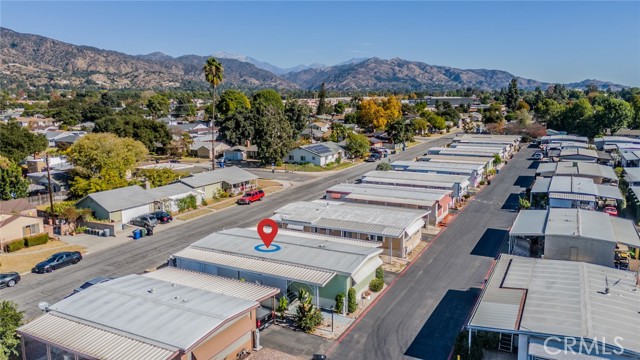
(174, 247), (336, 286)
(351, 256), (383, 285)
(548, 192), (595, 202)
(18, 314), (177, 360)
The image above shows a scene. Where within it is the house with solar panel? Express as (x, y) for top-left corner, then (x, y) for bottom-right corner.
(285, 141), (345, 166)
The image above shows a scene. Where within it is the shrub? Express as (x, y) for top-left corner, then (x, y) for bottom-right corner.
(347, 287), (357, 313)
(5, 240), (24, 253)
(335, 293), (345, 314)
(479, 180), (486, 186)
(24, 233), (50, 247)
(176, 194), (198, 212)
(276, 296), (288, 320)
(375, 266), (384, 280)
(369, 278), (384, 292)
(376, 162), (392, 171)
(201, 198), (208, 206)
(295, 288), (323, 332)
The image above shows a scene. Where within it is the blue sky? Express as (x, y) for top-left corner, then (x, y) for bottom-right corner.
(2, 1), (639, 86)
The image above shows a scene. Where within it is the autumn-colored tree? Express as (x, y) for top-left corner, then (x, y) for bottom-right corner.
(359, 99), (388, 129)
(381, 96), (402, 122)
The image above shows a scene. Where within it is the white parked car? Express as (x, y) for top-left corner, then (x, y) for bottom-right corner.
(532, 152), (544, 160)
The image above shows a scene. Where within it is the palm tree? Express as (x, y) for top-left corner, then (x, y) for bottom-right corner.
(203, 57), (224, 170)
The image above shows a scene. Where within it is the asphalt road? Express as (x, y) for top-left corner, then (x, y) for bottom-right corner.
(328, 144), (536, 360)
(2, 135), (455, 320)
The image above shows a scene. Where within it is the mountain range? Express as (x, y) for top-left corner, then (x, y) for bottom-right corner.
(0, 27), (626, 92)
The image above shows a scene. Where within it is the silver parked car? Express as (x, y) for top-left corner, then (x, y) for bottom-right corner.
(130, 214), (158, 227)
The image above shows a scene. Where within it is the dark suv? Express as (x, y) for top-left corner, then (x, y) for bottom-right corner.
(151, 211), (173, 224)
(32, 251), (82, 273)
(0, 272), (20, 288)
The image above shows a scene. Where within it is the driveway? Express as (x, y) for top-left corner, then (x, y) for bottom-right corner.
(328, 144), (536, 360)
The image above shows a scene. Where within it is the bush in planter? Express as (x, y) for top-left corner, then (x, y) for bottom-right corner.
(369, 278), (384, 292)
(347, 287), (357, 313)
(335, 293), (345, 314)
(375, 266), (384, 280)
(24, 233), (49, 247)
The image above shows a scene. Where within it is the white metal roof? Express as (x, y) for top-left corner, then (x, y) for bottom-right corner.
(362, 170), (470, 186)
(327, 183), (450, 202)
(624, 167), (640, 183)
(272, 200), (427, 238)
(548, 192), (595, 202)
(147, 182), (197, 201)
(469, 255), (640, 356)
(345, 193), (436, 208)
(46, 275), (258, 351)
(509, 209), (640, 247)
(176, 228), (384, 285)
(426, 147), (500, 156)
(418, 154), (494, 165)
(533, 176), (622, 200)
(536, 162), (617, 181)
(558, 148), (599, 159)
(174, 247), (335, 286)
(142, 267), (280, 302)
(275, 228), (381, 248)
(19, 314), (177, 360)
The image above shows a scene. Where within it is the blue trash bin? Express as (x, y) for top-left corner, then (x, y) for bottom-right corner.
(132, 229), (141, 240)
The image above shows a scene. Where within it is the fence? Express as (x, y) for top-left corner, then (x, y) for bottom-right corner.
(27, 191), (69, 206)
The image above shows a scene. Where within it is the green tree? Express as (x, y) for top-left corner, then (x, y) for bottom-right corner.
(0, 122), (48, 162)
(534, 98), (564, 125)
(146, 94), (170, 119)
(81, 103), (114, 122)
(136, 168), (188, 188)
(94, 115), (172, 154)
(316, 82), (328, 115)
(387, 119), (412, 144)
(218, 109), (255, 147)
(594, 97), (633, 135)
(482, 103), (504, 124)
(334, 102), (346, 114)
(216, 89), (251, 117)
(423, 111), (447, 130)
(329, 122), (347, 142)
(68, 133), (148, 197)
(346, 132), (370, 158)
(252, 89), (284, 110)
(411, 117), (429, 135)
(551, 98), (593, 136)
(506, 78), (519, 111)
(284, 100), (311, 138)
(203, 57), (224, 170)
(0, 156), (29, 200)
(628, 95), (640, 130)
(294, 288), (323, 333)
(253, 105), (294, 165)
(0, 301), (23, 360)
(99, 92), (121, 108)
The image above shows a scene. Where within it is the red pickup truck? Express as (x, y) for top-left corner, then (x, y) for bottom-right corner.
(237, 190), (265, 205)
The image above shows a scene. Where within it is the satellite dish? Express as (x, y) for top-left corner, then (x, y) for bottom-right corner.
(38, 302), (50, 311)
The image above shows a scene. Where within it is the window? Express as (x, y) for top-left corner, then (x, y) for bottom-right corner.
(300, 155), (306, 161)
(343, 231), (353, 238)
(22, 224), (38, 237)
(288, 155), (294, 160)
(312, 156), (316, 160)
(368, 234), (383, 241)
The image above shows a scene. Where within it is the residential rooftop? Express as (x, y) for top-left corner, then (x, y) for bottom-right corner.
(468, 254), (640, 356)
(327, 183), (450, 202)
(272, 200), (427, 238)
(536, 162), (617, 181)
(179, 167), (258, 188)
(530, 176), (623, 200)
(79, 185), (154, 212)
(509, 209), (640, 248)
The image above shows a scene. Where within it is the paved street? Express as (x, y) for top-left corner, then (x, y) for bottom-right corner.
(2, 135), (455, 320)
(328, 144), (536, 360)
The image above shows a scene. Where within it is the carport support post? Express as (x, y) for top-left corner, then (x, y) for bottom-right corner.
(468, 329), (472, 354)
(314, 285), (319, 307)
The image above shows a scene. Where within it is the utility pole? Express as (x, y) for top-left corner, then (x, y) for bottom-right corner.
(45, 155), (56, 235)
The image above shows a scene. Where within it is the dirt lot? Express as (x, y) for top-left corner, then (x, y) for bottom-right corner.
(0, 241), (86, 273)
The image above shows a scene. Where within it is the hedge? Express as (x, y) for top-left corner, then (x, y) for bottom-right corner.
(5, 240), (24, 253)
(25, 233), (50, 247)
(369, 278), (384, 292)
(375, 266), (384, 280)
(347, 287), (357, 314)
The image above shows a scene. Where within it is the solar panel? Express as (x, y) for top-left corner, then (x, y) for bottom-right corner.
(307, 144), (334, 155)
